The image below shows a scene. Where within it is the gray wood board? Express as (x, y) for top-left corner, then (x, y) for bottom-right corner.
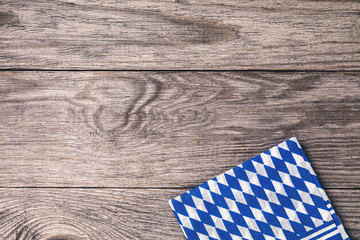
(0, 0), (359, 70)
(0, 188), (358, 240)
(0, 71), (359, 188)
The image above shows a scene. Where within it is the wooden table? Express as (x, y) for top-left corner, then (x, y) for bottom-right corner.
(0, 0), (359, 239)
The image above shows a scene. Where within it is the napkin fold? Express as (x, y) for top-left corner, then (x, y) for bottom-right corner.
(169, 137), (350, 240)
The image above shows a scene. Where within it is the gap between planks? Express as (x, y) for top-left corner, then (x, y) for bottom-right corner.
(0, 187), (359, 190)
(1, 69), (360, 72)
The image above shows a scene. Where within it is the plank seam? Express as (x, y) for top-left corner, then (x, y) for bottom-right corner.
(0, 187), (358, 190)
(0, 69), (360, 72)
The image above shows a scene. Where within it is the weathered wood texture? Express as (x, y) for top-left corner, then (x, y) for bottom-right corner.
(1, 0), (359, 238)
(0, 188), (359, 240)
(0, 71), (359, 189)
(0, 0), (359, 70)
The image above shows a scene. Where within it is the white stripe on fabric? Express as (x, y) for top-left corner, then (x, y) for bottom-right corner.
(317, 229), (340, 240)
(338, 224), (349, 240)
(300, 223), (336, 240)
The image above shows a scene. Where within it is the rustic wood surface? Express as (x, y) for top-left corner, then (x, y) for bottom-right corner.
(0, 71), (359, 239)
(0, 189), (358, 240)
(0, 0), (359, 239)
(0, 71), (360, 188)
(0, 0), (359, 70)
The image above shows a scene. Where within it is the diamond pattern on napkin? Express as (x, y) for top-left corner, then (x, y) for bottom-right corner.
(169, 137), (350, 240)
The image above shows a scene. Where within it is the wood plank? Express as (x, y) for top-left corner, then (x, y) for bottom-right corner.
(0, 188), (181, 240)
(0, 71), (359, 188)
(0, 0), (359, 70)
(0, 188), (358, 239)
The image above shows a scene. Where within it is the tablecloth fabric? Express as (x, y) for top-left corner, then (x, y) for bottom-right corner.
(169, 137), (350, 240)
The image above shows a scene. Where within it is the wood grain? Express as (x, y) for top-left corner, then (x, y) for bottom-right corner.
(1, 0), (359, 237)
(0, 189), (181, 240)
(0, 0), (359, 70)
(0, 71), (359, 189)
(0, 188), (358, 240)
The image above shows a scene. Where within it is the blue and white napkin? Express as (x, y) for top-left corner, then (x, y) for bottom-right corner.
(169, 137), (350, 240)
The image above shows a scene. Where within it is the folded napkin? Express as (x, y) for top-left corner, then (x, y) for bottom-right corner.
(169, 137), (350, 240)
